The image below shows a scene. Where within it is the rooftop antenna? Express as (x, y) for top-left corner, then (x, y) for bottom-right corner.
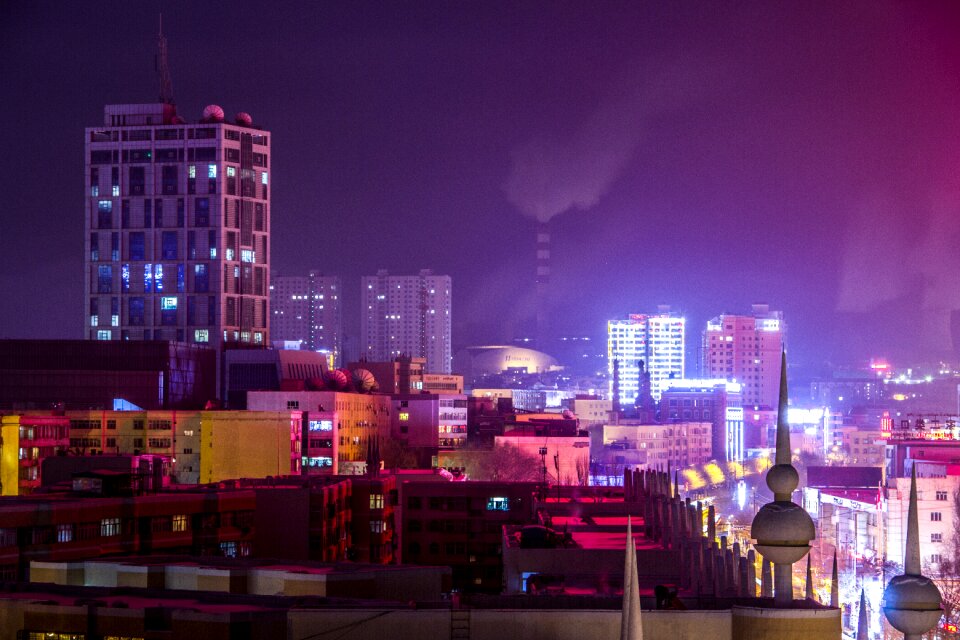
(156, 13), (176, 106)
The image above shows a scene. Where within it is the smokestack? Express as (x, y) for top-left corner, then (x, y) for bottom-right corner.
(536, 221), (551, 344)
(612, 358), (622, 416)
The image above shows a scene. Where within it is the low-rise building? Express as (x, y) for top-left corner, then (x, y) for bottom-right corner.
(0, 413), (70, 496)
(247, 390), (391, 475)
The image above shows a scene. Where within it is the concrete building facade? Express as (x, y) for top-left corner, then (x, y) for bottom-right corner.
(361, 270), (452, 373)
(270, 271), (342, 365)
(84, 103), (271, 350)
(702, 305), (784, 410)
(607, 311), (685, 405)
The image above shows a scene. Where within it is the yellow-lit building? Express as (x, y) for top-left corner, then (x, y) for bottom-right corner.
(247, 390), (391, 475)
(199, 411), (301, 484)
(62, 410), (299, 485)
(0, 413), (70, 496)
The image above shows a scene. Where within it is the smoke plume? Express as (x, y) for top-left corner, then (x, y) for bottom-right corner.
(504, 58), (720, 222)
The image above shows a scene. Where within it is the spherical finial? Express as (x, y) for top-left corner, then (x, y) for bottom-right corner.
(234, 112), (253, 126)
(883, 574), (943, 635)
(766, 463), (799, 498)
(751, 500), (815, 565)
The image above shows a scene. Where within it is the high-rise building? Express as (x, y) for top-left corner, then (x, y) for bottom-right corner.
(360, 270), (452, 373)
(84, 103), (271, 350)
(702, 304), (784, 409)
(270, 271), (342, 365)
(607, 310), (685, 405)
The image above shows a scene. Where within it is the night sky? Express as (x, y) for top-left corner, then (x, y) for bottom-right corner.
(2, 1), (960, 371)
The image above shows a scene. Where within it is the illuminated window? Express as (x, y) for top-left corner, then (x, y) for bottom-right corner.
(194, 329), (209, 343)
(208, 164), (217, 178)
(111, 314), (119, 327)
(90, 314), (98, 327)
(309, 420), (333, 432)
(57, 524), (73, 543)
(261, 171), (268, 184)
(486, 497), (510, 511)
(188, 165), (196, 179)
(173, 514), (188, 532)
(100, 517), (121, 537)
(227, 166), (236, 177)
(161, 297), (178, 310)
(399, 412), (409, 421)
(97, 330), (112, 340)
(241, 249), (254, 263)
(370, 494), (384, 509)
(155, 263), (164, 291)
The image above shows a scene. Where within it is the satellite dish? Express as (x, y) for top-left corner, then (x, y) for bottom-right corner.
(202, 104), (225, 122)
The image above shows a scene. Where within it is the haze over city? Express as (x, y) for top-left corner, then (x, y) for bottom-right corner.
(2, 1), (960, 368)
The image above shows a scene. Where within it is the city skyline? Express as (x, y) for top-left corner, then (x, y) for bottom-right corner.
(4, 1), (960, 371)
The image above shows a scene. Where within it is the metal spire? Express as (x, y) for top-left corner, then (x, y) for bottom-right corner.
(830, 552), (839, 608)
(904, 465), (921, 576)
(805, 554), (813, 600)
(156, 13), (175, 105)
(856, 589), (868, 640)
(621, 516), (643, 640)
(775, 350), (790, 467)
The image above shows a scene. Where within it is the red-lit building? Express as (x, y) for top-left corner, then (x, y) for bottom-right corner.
(397, 479), (538, 592)
(0, 479), (257, 581)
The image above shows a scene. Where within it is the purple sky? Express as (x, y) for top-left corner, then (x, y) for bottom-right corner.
(2, 1), (959, 370)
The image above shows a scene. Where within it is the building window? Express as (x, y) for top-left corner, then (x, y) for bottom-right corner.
(195, 197), (209, 226)
(486, 497), (510, 511)
(97, 330), (112, 340)
(162, 231), (178, 260)
(97, 265), (112, 293)
(129, 297), (145, 326)
(370, 494), (384, 509)
(100, 518), (121, 537)
(932, 554), (943, 564)
(936, 491), (948, 501)
(98, 200), (113, 228)
(162, 165), (178, 194)
(57, 524), (73, 543)
(370, 520), (384, 533)
(194, 329), (209, 343)
(931, 512), (942, 522)
(286, 400), (299, 409)
(173, 515), (188, 532)
(932, 533), (943, 543)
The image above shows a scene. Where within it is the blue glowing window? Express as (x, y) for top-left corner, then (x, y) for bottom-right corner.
(195, 329), (209, 343)
(97, 265), (112, 293)
(155, 264), (164, 292)
(208, 164), (217, 178)
(194, 264), (209, 293)
(177, 264), (185, 293)
(161, 297), (178, 310)
(98, 200), (112, 228)
(486, 497), (510, 511)
(309, 420), (333, 432)
(121, 264), (130, 291)
(144, 263), (152, 292)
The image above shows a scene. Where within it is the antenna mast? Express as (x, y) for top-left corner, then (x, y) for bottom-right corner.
(156, 14), (176, 106)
